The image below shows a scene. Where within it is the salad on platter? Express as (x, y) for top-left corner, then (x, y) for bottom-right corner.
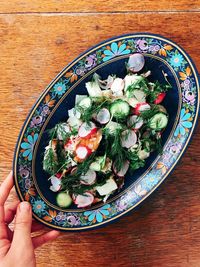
(43, 53), (171, 209)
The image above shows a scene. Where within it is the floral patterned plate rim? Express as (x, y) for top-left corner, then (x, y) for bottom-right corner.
(13, 33), (199, 231)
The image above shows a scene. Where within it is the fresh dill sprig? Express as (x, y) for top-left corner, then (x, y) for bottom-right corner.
(48, 123), (77, 141)
(76, 98), (111, 123)
(139, 105), (160, 120)
(126, 75), (171, 104)
(43, 145), (59, 175)
(126, 77), (149, 96)
(104, 128), (128, 172)
(61, 152), (97, 192)
(67, 171), (112, 195)
(147, 81), (171, 103)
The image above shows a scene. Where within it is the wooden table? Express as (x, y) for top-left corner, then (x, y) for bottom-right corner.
(0, 1), (200, 266)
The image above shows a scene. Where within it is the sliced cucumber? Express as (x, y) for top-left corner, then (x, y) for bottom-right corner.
(110, 100), (130, 118)
(78, 97), (92, 109)
(104, 121), (122, 134)
(56, 192), (72, 208)
(90, 155), (106, 171)
(149, 113), (168, 130)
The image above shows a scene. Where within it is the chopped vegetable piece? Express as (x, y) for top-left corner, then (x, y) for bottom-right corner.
(74, 192), (94, 208)
(49, 176), (62, 192)
(96, 108), (110, 124)
(110, 99), (130, 118)
(105, 121), (122, 134)
(96, 177), (118, 196)
(75, 145), (92, 161)
(80, 169), (96, 185)
(111, 78), (125, 95)
(138, 149), (150, 160)
(127, 115), (143, 129)
(127, 53), (145, 73)
(154, 92), (166, 104)
(113, 160), (130, 177)
(78, 97), (92, 109)
(133, 103), (151, 115)
(85, 79), (102, 97)
(121, 130), (137, 148)
(90, 155), (106, 171)
(78, 122), (97, 138)
(56, 192), (72, 208)
(149, 113), (168, 130)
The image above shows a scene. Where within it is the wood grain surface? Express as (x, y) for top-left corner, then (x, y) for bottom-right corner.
(0, 0), (199, 13)
(0, 2), (200, 267)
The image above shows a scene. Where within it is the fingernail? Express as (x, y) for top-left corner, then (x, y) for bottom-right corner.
(19, 202), (31, 212)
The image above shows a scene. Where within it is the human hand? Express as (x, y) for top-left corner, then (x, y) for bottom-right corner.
(0, 172), (60, 267)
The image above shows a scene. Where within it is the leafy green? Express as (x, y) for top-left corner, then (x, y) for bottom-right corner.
(76, 97), (111, 123)
(43, 146), (58, 175)
(139, 104), (160, 120)
(126, 76), (149, 97)
(126, 75), (171, 103)
(61, 152), (96, 192)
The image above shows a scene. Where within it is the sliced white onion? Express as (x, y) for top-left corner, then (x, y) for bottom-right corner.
(67, 116), (82, 129)
(80, 169), (96, 185)
(111, 78), (125, 93)
(121, 130), (137, 148)
(96, 108), (110, 124)
(132, 89), (146, 103)
(74, 192), (94, 208)
(126, 97), (139, 108)
(78, 122), (97, 138)
(96, 178), (118, 196)
(127, 53), (145, 73)
(85, 81), (102, 97)
(68, 108), (81, 119)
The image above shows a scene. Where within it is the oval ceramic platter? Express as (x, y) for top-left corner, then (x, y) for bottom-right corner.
(13, 33), (199, 231)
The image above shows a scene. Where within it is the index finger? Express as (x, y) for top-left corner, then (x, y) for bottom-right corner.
(0, 171), (14, 240)
(0, 171), (14, 206)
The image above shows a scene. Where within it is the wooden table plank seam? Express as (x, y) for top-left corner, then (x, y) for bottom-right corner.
(0, 11), (200, 15)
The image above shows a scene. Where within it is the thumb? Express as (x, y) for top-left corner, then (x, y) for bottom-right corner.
(11, 202), (32, 249)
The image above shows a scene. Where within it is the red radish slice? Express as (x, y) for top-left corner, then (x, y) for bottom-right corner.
(70, 167), (78, 175)
(133, 103), (150, 115)
(55, 173), (62, 179)
(75, 145), (92, 160)
(128, 53), (145, 73)
(80, 169), (96, 185)
(121, 130), (137, 148)
(49, 176), (62, 192)
(127, 115), (144, 129)
(74, 192), (94, 208)
(113, 160), (130, 177)
(154, 92), (166, 104)
(78, 122), (97, 138)
(96, 108), (110, 124)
